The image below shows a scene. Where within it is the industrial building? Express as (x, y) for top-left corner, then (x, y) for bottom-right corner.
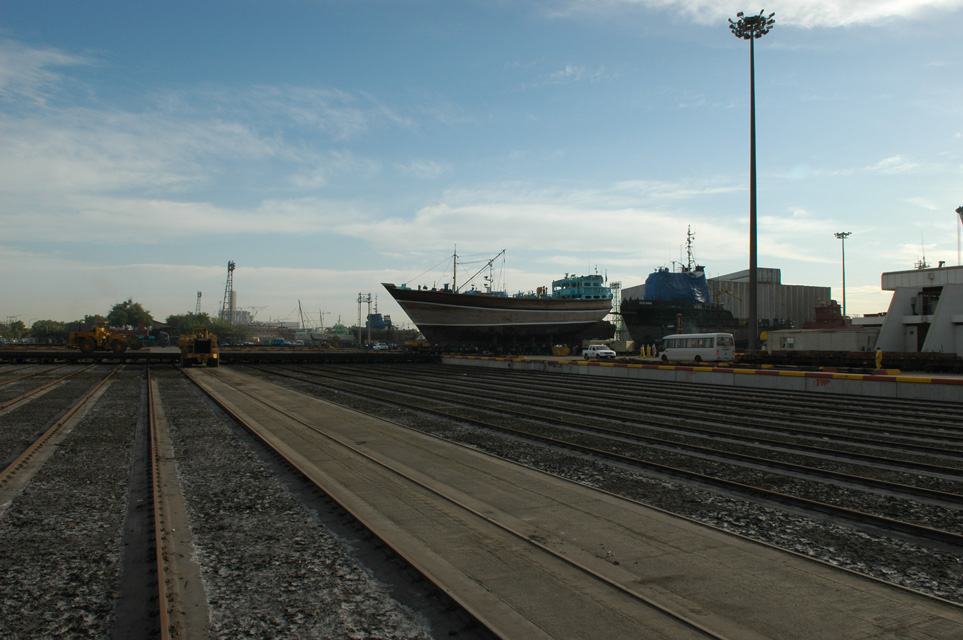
(765, 264), (963, 358)
(620, 267), (830, 332)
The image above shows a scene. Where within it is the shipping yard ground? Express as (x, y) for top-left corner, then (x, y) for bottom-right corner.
(181, 366), (963, 640)
(3, 357), (963, 638)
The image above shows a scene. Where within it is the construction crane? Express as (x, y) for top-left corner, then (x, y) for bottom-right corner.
(243, 306), (267, 322)
(219, 261), (235, 324)
(195, 291), (202, 316)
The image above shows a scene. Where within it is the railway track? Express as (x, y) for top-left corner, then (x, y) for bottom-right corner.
(2, 361), (963, 637)
(0, 365), (119, 510)
(0, 363), (445, 638)
(246, 364), (963, 548)
(186, 366), (735, 639)
(392, 364), (963, 451)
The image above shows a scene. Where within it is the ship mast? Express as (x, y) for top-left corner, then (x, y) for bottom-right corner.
(457, 249), (506, 293)
(685, 226), (695, 272)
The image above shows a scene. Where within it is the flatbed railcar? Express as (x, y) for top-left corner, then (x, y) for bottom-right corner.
(740, 349), (963, 373)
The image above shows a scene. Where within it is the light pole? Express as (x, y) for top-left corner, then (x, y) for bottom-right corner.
(730, 10), (775, 350)
(834, 232), (851, 317)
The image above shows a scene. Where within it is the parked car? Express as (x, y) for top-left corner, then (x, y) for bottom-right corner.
(371, 342), (389, 351)
(583, 344), (616, 360)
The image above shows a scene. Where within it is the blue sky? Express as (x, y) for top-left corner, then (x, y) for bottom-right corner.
(2, 0), (962, 330)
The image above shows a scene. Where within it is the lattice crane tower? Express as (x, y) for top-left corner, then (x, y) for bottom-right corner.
(220, 261), (236, 324)
(195, 291), (202, 316)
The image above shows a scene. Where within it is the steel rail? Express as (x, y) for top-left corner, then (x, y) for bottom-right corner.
(250, 365), (963, 549)
(330, 363), (963, 455)
(0, 365), (96, 411)
(412, 363), (963, 434)
(272, 364), (963, 487)
(0, 364), (67, 386)
(293, 362), (963, 472)
(0, 366), (119, 486)
(185, 368), (734, 640)
(457, 365), (963, 437)
(147, 367), (173, 640)
(367, 365), (963, 471)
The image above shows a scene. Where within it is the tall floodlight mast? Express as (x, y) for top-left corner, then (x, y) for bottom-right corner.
(357, 293), (371, 346)
(834, 232), (852, 317)
(729, 10), (775, 350)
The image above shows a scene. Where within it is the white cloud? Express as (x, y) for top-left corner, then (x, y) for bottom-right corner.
(530, 64), (613, 88)
(552, 0), (963, 28)
(865, 155), (921, 174)
(0, 40), (94, 106)
(0, 194), (372, 243)
(396, 158), (452, 179)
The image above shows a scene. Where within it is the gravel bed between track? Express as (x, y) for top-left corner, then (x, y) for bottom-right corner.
(0, 367), (436, 639)
(156, 372), (433, 640)
(0, 370), (139, 638)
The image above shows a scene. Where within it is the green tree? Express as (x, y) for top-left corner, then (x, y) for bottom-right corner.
(30, 319), (69, 344)
(108, 299), (153, 328)
(164, 312), (252, 344)
(67, 314), (108, 332)
(165, 312), (213, 336)
(2, 320), (27, 341)
(210, 319), (252, 344)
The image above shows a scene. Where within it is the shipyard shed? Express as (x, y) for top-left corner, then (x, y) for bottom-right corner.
(709, 268), (830, 329)
(621, 267), (830, 330)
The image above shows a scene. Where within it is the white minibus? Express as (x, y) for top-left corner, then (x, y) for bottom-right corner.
(659, 333), (735, 363)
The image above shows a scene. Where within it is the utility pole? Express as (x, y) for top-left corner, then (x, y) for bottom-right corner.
(730, 10), (775, 350)
(834, 232), (852, 317)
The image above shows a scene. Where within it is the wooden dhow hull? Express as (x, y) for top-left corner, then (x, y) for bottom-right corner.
(383, 283), (612, 346)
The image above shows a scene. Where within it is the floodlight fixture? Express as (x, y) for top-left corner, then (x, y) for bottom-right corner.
(729, 10), (776, 40)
